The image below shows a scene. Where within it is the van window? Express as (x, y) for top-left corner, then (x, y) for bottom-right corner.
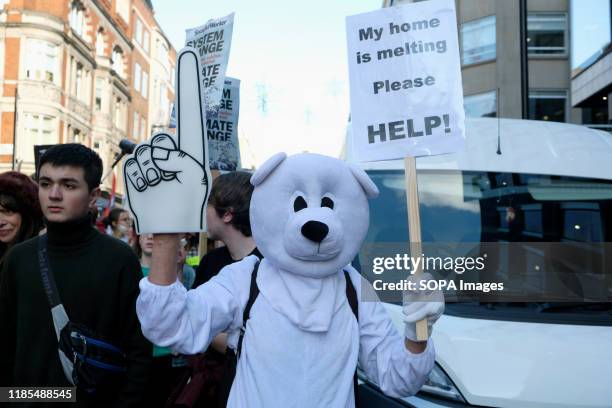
(359, 169), (612, 323)
(364, 168), (612, 243)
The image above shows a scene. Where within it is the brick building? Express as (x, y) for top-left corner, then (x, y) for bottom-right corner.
(0, 0), (176, 201)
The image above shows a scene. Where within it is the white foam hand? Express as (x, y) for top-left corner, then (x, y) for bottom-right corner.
(123, 48), (211, 233)
(402, 272), (445, 342)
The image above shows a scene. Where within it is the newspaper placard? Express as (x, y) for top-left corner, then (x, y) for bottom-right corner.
(186, 12), (234, 111)
(207, 77), (241, 170)
(346, 0), (465, 161)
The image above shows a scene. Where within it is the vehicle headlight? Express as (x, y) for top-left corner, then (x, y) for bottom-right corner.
(420, 363), (466, 403)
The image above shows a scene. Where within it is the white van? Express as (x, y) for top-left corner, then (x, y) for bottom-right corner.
(348, 118), (612, 407)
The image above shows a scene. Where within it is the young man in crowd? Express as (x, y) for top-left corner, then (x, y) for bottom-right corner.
(179, 171), (261, 407)
(193, 171), (262, 288)
(0, 144), (151, 407)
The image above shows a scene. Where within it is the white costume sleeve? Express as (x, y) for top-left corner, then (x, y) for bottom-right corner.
(136, 255), (259, 355)
(346, 266), (435, 398)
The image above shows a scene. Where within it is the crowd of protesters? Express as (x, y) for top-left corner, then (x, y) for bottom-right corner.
(0, 143), (255, 407)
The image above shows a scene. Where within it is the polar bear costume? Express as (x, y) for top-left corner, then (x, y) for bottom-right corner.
(137, 153), (440, 407)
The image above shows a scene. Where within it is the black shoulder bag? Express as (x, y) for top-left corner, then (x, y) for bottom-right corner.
(37, 234), (127, 397)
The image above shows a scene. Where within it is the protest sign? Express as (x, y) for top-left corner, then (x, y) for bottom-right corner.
(347, 0), (464, 340)
(123, 47), (212, 234)
(186, 13), (234, 112)
(168, 77), (241, 170)
(34, 144), (55, 173)
(207, 77), (241, 170)
(346, 0), (465, 161)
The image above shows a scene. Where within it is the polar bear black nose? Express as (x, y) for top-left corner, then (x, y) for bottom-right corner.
(301, 221), (329, 243)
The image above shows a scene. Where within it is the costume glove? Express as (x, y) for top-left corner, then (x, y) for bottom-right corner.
(402, 272), (445, 342)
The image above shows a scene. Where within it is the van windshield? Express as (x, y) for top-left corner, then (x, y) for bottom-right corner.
(357, 169), (612, 324)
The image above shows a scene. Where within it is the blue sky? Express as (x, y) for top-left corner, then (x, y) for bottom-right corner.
(570, 0), (611, 69)
(153, 0), (381, 168)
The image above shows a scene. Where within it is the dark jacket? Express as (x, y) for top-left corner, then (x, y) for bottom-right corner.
(0, 216), (151, 407)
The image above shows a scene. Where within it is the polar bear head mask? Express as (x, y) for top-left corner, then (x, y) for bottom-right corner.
(250, 152), (379, 278)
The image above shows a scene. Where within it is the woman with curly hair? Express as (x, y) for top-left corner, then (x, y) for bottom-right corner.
(0, 172), (43, 266)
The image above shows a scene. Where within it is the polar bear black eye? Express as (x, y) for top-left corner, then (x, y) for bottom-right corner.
(294, 196), (307, 212)
(321, 197), (334, 209)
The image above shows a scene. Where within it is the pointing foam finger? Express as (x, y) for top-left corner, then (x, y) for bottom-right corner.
(176, 47), (206, 166)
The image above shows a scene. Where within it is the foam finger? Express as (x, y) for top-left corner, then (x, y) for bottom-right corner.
(176, 47), (206, 166)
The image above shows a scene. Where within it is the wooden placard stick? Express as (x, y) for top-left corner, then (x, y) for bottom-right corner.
(404, 156), (428, 341)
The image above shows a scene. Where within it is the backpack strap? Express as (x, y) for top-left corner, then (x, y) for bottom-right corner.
(344, 270), (360, 407)
(37, 234), (76, 386)
(236, 260), (260, 359)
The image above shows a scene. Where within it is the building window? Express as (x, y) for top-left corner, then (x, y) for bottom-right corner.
(134, 17), (150, 54)
(23, 112), (57, 150)
(527, 13), (567, 55)
(112, 46), (124, 77)
(95, 77), (103, 111)
(158, 41), (170, 71)
(116, 0), (129, 22)
(159, 82), (168, 115)
(135, 18), (143, 45)
(25, 39), (58, 83)
(140, 117), (146, 140)
(562, 203), (603, 242)
(96, 28), (105, 56)
(143, 30), (150, 53)
(529, 90), (567, 122)
(133, 111), (139, 139)
(115, 97), (125, 129)
(69, 1), (85, 37)
(72, 128), (82, 144)
(134, 63), (141, 93)
(464, 90), (497, 118)
(141, 70), (148, 98)
(461, 16), (496, 65)
(75, 62), (83, 99)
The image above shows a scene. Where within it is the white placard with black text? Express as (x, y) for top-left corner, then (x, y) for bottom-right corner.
(346, 0), (465, 161)
(207, 77), (241, 171)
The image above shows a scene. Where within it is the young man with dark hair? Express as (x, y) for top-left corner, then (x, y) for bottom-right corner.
(179, 171), (261, 407)
(193, 171), (262, 288)
(0, 143), (151, 406)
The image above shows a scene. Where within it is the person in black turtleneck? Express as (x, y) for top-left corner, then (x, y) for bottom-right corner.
(0, 144), (151, 407)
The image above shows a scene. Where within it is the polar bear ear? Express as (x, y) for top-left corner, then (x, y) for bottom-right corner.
(251, 152), (287, 187)
(348, 163), (379, 198)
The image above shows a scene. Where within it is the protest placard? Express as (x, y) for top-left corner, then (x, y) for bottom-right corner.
(347, 0), (465, 340)
(169, 77), (241, 170)
(186, 12), (234, 111)
(207, 77), (241, 170)
(346, 0), (465, 162)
